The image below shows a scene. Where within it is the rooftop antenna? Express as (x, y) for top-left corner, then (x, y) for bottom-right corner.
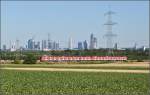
(104, 6), (117, 56)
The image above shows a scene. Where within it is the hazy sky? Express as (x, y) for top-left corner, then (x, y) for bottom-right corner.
(1, 1), (149, 49)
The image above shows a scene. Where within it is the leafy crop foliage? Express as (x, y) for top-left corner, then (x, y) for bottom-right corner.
(0, 70), (149, 95)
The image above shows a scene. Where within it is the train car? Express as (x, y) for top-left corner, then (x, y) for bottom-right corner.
(40, 55), (127, 62)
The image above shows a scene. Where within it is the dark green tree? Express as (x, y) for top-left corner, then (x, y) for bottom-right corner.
(23, 53), (37, 64)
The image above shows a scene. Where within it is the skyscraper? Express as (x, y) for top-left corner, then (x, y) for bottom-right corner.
(48, 41), (53, 50)
(93, 37), (97, 49)
(47, 33), (53, 50)
(2, 45), (6, 51)
(114, 43), (117, 50)
(89, 33), (97, 49)
(68, 37), (73, 50)
(42, 40), (47, 50)
(90, 33), (94, 49)
(55, 42), (59, 50)
(16, 39), (19, 50)
(34, 41), (40, 50)
(133, 43), (137, 50)
(10, 42), (16, 51)
(53, 41), (56, 50)
(78, 42), (83, 50)
(28, 39), (34, 50)
(83, 40), (88, 50)
(37, 41), (40, 50)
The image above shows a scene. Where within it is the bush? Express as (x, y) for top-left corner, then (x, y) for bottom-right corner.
(137, 59), (144, 62)
(136, 56), (144, 62)
(23, 54), (37, 64)
(13, 60), (22, 64)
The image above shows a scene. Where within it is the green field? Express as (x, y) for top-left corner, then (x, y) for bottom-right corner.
(0, 70), (149, 95)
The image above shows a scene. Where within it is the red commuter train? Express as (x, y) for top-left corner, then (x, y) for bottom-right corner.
(40, 55), (127, 62)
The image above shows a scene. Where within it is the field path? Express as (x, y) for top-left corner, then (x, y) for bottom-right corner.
(39, 63), (149, 67)
(1, 62), (149, 67)
(1, 67), (149, 73)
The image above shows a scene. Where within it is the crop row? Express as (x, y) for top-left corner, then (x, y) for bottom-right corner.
(0, 70), (149, 95)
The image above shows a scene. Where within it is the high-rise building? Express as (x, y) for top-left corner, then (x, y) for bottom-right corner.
(34, 41), (40, 50)
(47, 33), (53, 50)
(52, 41), (56, 50)
(55, 42), (59, 50)
(90, 33), (94, 49)
(42, 38), (60, 50)
(2, 44), (6, 51)
(68, 37), (73, 50)
(28, 39), (34, 50)
(10, 42), (16, 51)
(42, 40), (47, 50)
(48, 41), (53, 50)
(37, 41), (40, 50)
(83, 40), (88, 50)
(51, 41), (59, 50)
(89, 33), (97, 49)
(133, 43), (137, 50)
(114, 43), (117, 50)
(16, 39), (19, 50)
(78, 42), (83, 50)
(93, 37), (97, 49)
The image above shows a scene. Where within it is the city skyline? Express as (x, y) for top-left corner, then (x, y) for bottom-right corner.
(1, 1), (149, 49)
(1, 33), (146, 51)
(5, 33), (97, 51)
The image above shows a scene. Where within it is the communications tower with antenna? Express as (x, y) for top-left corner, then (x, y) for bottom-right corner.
(104, 9), (117, 56)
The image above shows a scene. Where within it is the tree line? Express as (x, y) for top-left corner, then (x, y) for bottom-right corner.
(0, 49), (149, 61)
